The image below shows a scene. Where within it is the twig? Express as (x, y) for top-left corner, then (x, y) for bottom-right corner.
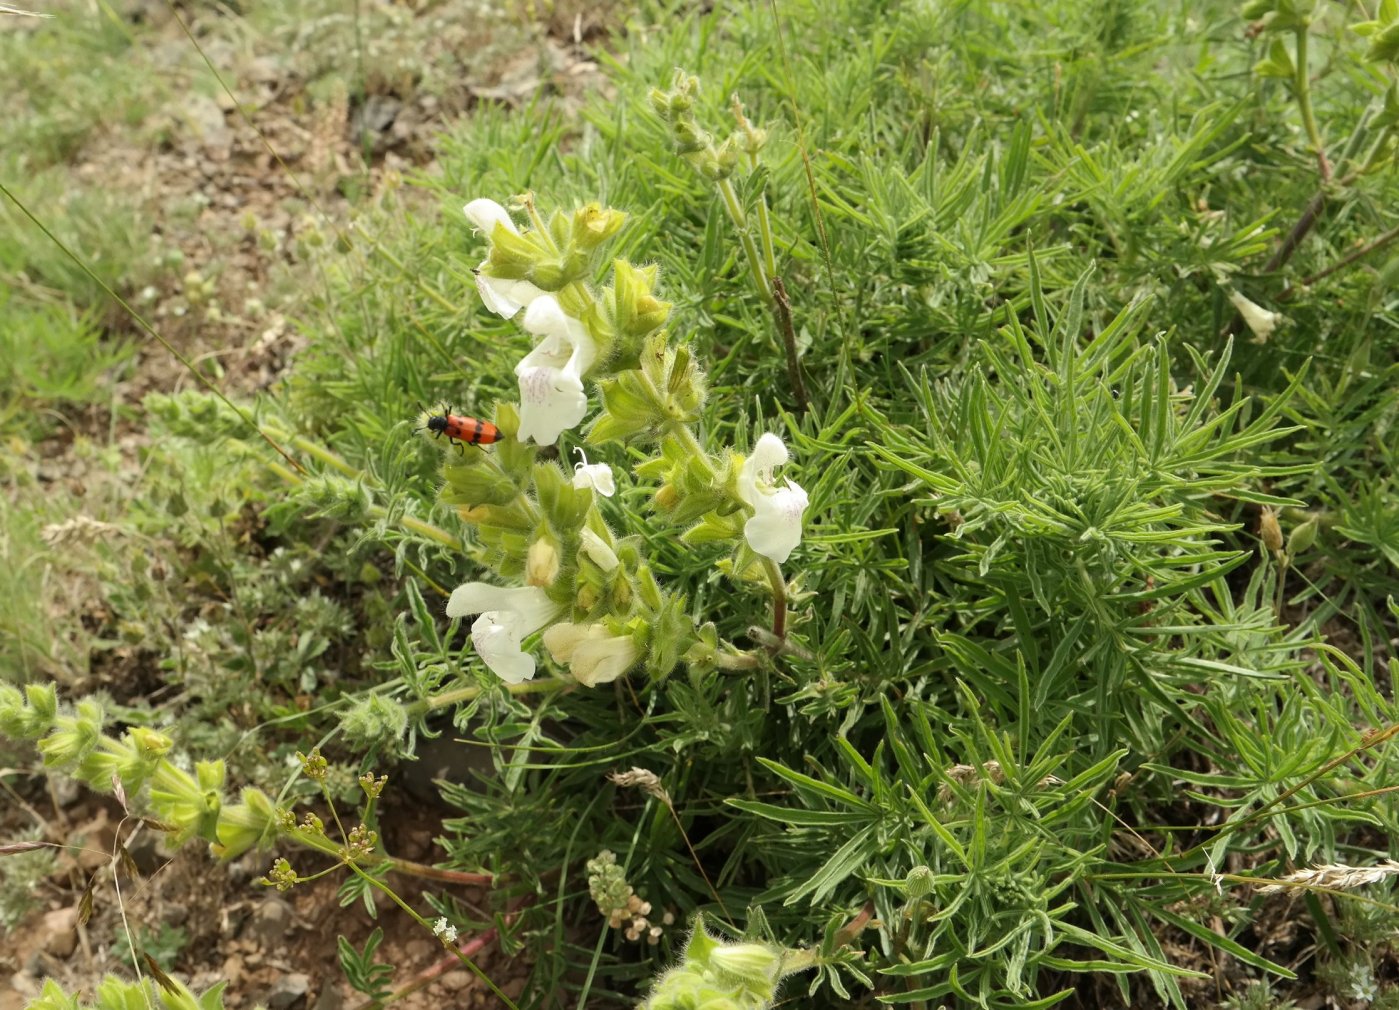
(771, 277), (809, 413)
(1293, 221), (1399, 292)
(387, 857), (493, 887)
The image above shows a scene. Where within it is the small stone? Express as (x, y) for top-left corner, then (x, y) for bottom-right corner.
(221, 954), (244, 987)
(439, 972), (469, 993)
(311, 982), (345, 1010)
(41, 907), (80, 958)
(266, 973), (310, 1010)
(242, 896), (294, 946)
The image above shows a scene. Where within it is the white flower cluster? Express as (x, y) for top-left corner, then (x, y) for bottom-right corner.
(464, 199), (598, 444)
(448, 198), (811, 687)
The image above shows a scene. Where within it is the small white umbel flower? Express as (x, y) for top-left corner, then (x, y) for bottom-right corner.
(736, 433), (809, 564)
(515, 295), (598, 444)
(463, 198), (547, 318)
(446, 582), (563, 684)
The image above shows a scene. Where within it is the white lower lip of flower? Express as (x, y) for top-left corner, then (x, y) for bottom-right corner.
(476, 270), (547, 319)
(470, 612), (537, 684)
(542, 622), (638, 686)
(516, 365), (587, 444)
(743, 481), (809, 563)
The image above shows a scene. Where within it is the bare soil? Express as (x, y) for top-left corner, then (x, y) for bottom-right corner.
(2, 1), (611, 1006)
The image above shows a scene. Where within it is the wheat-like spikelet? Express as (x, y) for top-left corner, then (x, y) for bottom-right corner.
(608, 767), (672, 807)
(1257, 860), (1399, 894)
(40, 515), (123, 548)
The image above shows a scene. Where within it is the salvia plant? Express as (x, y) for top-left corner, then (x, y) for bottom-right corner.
(8, 0), (1399, 1009)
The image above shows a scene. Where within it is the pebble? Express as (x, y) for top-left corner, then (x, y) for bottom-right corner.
(40, 907), (80, 959)
(265, 973), (309, 1010)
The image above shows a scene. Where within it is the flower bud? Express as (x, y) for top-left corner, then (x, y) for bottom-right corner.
(1259, 507), (1283, 553)
(341, 694), (410, 749)
(708, 943), (781, 989)
(527, 536), (562, 587)
(904, 864), (935, 898)
(1287, 516), (1318, 556)
(129, 726), (173, 760)
(714, 135), (742, 176)
(572, 203), (627, 251)
(579, 529), (620, 573)
(529, 259), (567, 290)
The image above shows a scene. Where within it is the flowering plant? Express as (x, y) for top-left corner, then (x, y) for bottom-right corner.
(425, 194), (811, 689)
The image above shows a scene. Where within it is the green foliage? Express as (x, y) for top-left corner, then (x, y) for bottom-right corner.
(112, 922), (190, 971)
(337, 927), (395, 1002)
(4, 0), (1399, 1008)
(0, 827), (58, 931)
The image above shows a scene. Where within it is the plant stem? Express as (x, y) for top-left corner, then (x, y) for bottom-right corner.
(714, 651), (762, 670)
(1293, 24), (1331, 182)
(406, 676), (572, 717)
(716, 177), (774, 303)
(264, 460), (463, 551)
(772, 276), (810, 412)
(1296, 221), (1399, 290)
(761, 556), (787, 642)
(387, 857), (493, 886)
(342, 860), (521, 1010)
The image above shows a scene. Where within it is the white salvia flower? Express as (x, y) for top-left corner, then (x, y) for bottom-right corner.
(542, 622), (639, 687)
(572, 449), (615, 497)
(579, 528), (620, 572)
(515, 295), (598, 444)
(446, 582), (563, 684)
(464, 198), (546, 319)
(1227, 289), (1283, 344)
(463, 198), (515, 237)
(736, 433), (809, 564)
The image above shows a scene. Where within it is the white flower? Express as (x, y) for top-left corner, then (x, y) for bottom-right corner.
(1227, 289), (1283, 344)
(463, 198), (515, 237)
(464, 198), (546, 319)
(515, 295), (598, 444)
(446, 582), (563, 684)
(578, 528), (619, 572)
(572, 449), (615, 497)
(542, 622), (639, 687)
(736, 433), (809, 564)
(431, 917), (459, 943)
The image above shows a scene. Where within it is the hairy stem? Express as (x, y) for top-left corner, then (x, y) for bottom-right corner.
(761, 556), (788, 642)
(717, 176), (774, 303)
